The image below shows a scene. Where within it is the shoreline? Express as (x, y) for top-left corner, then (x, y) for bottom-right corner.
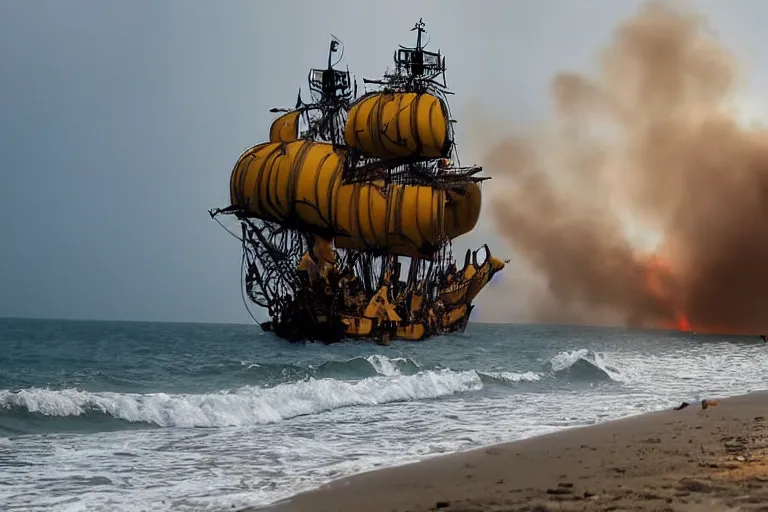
(246, 390), (768, 511)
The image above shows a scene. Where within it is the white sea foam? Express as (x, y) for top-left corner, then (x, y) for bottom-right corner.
(478, 371), (542, 382)
(549, 348), (630, 381)
(3, 343), (768, 511)
(0, 368), (481, 428)
(365, 354), (416, 376)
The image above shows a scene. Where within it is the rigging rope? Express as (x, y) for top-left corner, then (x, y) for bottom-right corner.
(240, 245), (262, 326)
(212, 214), (244, 243)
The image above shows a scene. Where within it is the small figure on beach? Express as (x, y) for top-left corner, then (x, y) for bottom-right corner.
(673, 399), (718, 411)
(760, 334), (767, 343)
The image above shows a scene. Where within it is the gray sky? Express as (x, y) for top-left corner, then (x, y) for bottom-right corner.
(1, 0), (765, 324)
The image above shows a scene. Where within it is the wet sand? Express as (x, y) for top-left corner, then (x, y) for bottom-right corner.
(249, 391), (768, 511)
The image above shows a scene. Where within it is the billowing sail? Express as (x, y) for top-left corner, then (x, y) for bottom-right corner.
(229, 140), (479, 258)
(269, 110), (302, 143)
(333, 181), (445, 256)
(344, 92), (451, 160)
(444, 182), (481, 239)
(230, 141), (343, 234)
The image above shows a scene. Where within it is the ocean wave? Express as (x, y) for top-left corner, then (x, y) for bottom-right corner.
(313, 355), (421, 379)
(0, 368), (481, 430)
(0, 351), (636, 436)
(477, 371), (543, 384)
(472, 349), (628, 386)
(548, 349), (628, 382)
(233, 355), (422, 385)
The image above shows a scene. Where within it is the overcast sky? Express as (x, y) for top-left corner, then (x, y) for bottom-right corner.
(1, 0), (766, 324)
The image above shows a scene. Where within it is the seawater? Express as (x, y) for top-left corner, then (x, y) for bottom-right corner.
(1, 318), (766, 511)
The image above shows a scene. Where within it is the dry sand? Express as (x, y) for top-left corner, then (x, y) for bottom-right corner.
(248, 391), (768, 511)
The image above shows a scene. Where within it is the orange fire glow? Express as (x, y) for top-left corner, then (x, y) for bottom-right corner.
(641, 252), (693, 332)
(641, 250), (742, 335)
(671, 311), (691, 332)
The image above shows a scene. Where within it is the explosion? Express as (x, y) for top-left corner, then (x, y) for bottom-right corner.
(485, 0), (768, 335)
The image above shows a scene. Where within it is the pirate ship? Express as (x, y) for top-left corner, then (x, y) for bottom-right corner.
(210, 20), (506, 344)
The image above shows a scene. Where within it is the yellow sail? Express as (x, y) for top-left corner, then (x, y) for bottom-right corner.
(333, 181), (446, 256)
(444, 182), (482, 239)
(230, 141), (343, 233)
(230, 141), (480, 258)
(269, 111), (301, 143)
(344, 92), (450, 160)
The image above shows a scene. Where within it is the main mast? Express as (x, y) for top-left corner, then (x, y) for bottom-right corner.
(303, 36), (356, 146)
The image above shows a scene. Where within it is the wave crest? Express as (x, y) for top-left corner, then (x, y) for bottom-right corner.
(0, 369), (480, 428)
(314, 355), (420, 379)
(548, 349), (627, 382)
(477, 371), (542, 384)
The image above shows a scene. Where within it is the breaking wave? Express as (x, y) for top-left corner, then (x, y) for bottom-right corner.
(233, 355), (422, 386)
(313, 354), (421, 378)
(476, 371), (543, 384)
(0, 369), (482, 431)
(0, 351), (637, 435)
(548, 349), (628, 382)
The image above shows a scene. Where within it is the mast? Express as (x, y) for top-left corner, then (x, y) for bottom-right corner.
(408, 18), (426, 77)
(305, 35), (355, 146)
(414, 18), (424, 49)
(392, 18), (447, 90)
(324, 38), (340, 146)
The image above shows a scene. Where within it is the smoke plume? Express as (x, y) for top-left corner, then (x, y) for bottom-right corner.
(485, 0), (768, 334)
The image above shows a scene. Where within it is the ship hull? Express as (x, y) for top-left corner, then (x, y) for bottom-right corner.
(254, 247), (502, 345)
(260, 306), (473, 345)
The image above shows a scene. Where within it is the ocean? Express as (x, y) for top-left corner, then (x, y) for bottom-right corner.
(1, 318), (766, 511)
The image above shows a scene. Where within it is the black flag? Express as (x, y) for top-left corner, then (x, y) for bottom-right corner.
(330, 36), (340, 53)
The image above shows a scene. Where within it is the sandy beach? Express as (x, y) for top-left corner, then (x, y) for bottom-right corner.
(252, 391), (768, 512)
